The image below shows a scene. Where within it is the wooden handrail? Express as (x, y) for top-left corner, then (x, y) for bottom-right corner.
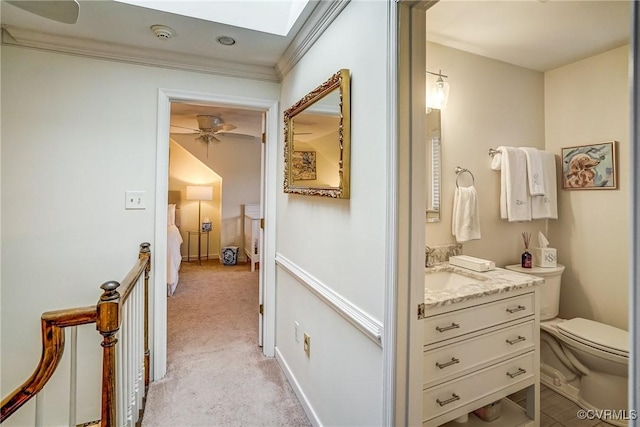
(1, 242), (152, 425)
(0, 306), (97, 422)
(97, 241), (150, 427)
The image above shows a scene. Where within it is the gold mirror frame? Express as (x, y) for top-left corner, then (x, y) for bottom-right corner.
(283, 69), (351, 198)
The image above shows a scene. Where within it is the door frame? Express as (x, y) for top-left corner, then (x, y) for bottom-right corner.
(152, 88), (278, 380)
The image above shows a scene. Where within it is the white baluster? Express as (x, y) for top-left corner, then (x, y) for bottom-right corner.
(35, 391), (44, 427)
(69, 326), (78, 427)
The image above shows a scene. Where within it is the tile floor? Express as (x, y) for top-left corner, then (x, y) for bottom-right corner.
(512, 385), (611, 427)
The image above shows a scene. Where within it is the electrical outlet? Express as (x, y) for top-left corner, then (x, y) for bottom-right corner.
(303, 333), (310, 357)
(294, 321), (300, 342)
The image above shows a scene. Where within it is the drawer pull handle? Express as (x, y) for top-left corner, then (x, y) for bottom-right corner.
(506, 368), (527, 378)
(506, 335), (527, 345)
(435, 323), (460, 332)
(435, 357), (460, 369)
(506, 305), (526, 314)
(436, 393), (460, 407)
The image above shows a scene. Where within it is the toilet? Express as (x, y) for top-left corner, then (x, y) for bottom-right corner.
(505, 264), (629, 426)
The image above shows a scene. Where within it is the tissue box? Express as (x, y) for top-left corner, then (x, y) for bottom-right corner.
(532, 247), (557, 267)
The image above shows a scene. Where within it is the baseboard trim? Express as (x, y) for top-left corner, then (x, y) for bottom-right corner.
(275, 347), (321, 427)
(275, 253), (383, 346)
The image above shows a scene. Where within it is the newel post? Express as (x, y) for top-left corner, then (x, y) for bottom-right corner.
(139, 242), (151, 389)
(97, 281), (121, 427)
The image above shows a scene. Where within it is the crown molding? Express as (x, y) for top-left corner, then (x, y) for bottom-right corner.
(275, 0), (350, 79)
(1, 25), (280, 83)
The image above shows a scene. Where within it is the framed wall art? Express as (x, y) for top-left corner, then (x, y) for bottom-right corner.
(561, 141), (617, 190)
(291, 151), (317, 181)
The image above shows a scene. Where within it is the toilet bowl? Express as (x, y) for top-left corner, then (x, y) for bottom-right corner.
(505, 264), (629, 426)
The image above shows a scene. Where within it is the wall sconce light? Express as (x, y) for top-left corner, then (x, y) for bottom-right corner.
(426, 69), (450, 110)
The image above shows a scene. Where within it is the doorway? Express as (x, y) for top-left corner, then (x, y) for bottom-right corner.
(153, 89), (279, 381)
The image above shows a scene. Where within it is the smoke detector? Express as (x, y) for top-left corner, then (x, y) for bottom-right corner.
(151, 25), (175, 40)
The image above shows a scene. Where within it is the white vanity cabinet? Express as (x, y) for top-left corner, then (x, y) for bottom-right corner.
(422, 287), (540, 427)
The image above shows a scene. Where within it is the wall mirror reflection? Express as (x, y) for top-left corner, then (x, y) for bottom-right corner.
(284, 69), (351, 198)
(426, 108), (441, 222)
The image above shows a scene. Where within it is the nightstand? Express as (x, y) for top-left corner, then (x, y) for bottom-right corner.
(187, 230), (210, 265)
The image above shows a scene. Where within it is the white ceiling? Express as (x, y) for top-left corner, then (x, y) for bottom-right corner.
(1, 0), (317, 69)
(427, 0), (631, 72)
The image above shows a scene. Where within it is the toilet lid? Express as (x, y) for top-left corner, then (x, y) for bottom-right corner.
(557, 318), (628, 357)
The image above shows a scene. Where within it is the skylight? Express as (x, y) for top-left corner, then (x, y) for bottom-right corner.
(115, 0), (309, 36)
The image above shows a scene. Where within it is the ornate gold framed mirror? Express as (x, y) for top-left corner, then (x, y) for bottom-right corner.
(284, 69), (351, 198)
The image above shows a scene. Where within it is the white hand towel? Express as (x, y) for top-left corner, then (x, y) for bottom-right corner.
(452, 185), (481, 243)
(532, 151), (558, 219)
(501, 146), (531, 222)
(491, 148), (503, 170)
(519, 147), (546, 196)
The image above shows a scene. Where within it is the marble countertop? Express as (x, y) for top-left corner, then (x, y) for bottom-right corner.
(424, 263), (544, 309)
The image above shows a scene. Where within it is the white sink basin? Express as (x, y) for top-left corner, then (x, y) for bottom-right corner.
(425, 270), (487, 291)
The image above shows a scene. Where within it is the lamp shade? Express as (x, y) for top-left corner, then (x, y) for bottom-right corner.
(186, 185), (213, 201)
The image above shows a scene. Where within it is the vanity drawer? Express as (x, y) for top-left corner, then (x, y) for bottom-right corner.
(423, 320), (535, 388)
(424, 292), (535, 344)
(423, 351), (535, 425)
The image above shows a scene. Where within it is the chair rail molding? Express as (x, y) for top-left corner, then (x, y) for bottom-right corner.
(275, 253), (383, 346)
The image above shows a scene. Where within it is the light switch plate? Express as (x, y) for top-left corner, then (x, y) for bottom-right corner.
(125, 191), (146, 210)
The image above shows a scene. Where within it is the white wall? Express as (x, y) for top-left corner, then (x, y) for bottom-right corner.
(172, 133), (261, 260)
(0, 46), (279, 425)
(275, 2), (389, 425)
(425, 42), (546, 267)
(545, 45), (630, 330)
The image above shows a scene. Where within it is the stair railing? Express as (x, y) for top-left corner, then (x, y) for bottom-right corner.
(1, 242), (151, 427)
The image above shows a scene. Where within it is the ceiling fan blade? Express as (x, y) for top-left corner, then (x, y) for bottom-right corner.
(216, 132), (258, 139)
(170, 124), (200, 134)
(8, 0), (80, 24)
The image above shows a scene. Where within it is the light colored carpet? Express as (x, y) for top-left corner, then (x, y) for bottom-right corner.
(142, 260), (311, 427)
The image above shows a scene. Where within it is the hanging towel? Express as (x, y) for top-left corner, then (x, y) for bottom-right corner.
(519, 147), (546, 196)
(500, 146), (531, 222)
(532, 151), (558, 219)
(452, 185), (481, 243)
(491, 148), (503, 171)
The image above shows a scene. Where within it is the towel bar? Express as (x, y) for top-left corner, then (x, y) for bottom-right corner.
(488, 148), (501, 157)
(455, 167), (475, 187)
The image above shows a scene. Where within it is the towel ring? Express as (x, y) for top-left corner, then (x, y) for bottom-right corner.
(455, 167), (475, 188)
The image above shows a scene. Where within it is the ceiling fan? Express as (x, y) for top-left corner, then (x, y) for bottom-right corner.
(170, 115), (256, 144)
(7, 0), (80, 24)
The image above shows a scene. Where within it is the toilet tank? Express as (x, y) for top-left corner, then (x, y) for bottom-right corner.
(505, 264), (565, 320)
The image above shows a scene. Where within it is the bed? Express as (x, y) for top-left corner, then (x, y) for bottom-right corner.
(167, 191), (183, 296)
(244, 203), (261, 272)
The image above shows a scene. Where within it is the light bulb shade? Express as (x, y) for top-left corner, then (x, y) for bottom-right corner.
(427, 79), (449, 109)
(186, 185), (213, 201)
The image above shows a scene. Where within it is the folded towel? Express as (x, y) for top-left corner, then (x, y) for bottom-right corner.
(501, 146), (531, 222)
(519, 147), (546, 196)
(532, 151), (558, 219)
(452, 185), (481, 243)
